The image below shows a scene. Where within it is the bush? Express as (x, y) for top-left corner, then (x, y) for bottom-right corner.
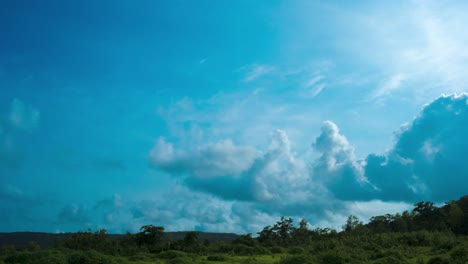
(207, 255), (227, 261)
(288, 247), (305, 255)
(374, 256), (408, 264)
(270, 246), (284, 254)
(427, 256), (450, 264)
(279, 255), (315, 264)
(32, 251), (67, 264)
(232, 245), (255, 255)
(450, 244), (468, 262)
(158, 250), (186, 259)
(166, 257), (192, 264)
(319, 250), (348, 264)
(127, 252), (151, 261)
(253, 246), (271, 255)
(4, 252), (32, 264)
(66, 250), (116, 264)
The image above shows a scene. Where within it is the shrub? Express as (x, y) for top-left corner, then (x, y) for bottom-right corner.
(288, 246), (305, 255)
(279, 255), (315, 264)
(427, 256), (450, 264)
(319, 250), (348, 264)
(450, 244), (468, 262)
(253, 246), (271, 255)
(4, 252), (32, 264)
(166, 257), (192, 264)
(158, 250), (186, 259)
(66, 250), (116, 264)
(374, 256), (408, 264)
(127, 252), (151, 261)
(270, 246), (284, 254)
(31, 251), (67, 264)
(232, 245), (255, 255)
(206, 255), (227, 261)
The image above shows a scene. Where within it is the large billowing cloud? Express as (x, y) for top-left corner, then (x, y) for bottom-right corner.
(311, 121), (376, 201)
(150, 130), (311, 202)
(150, 93), (468, 208)
(364, 94), (468, 201)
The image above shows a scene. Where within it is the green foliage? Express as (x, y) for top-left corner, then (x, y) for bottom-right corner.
(319, 250), (349, 264)
(342, 215), (363, 233)
(3, 250), (121, 264)
(287, 246), (304, 255)
(257, 216), (294, 246)
(166, 257), (193, 264)
(373, 256), (408, 264)
(3, 250), (68, 264)
(206, 255), (227, 261)
(449, 243), (468, 262)
(279, 254), (315, 264)
(427, 256), (451, 264)
(158, 250), (187, 259)
(66, 250), (118, 264)
(253, 246), (271, 255)
(26, 242), (41, 252)
(126, 252), (152, 261)
(136, 225), (165, 250)
(269, 246), (284, 254)
(232, 244), (256, 255)
(233, 234), (256, 247)
(63, 229), (112, 253)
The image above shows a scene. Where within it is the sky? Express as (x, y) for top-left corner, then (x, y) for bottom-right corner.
(1, 0), (468, 234)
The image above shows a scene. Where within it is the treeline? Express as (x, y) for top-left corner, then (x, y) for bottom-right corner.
(1, 195), (467, 264)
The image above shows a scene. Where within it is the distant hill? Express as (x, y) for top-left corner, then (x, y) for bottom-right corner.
(0, 231), (239, 249)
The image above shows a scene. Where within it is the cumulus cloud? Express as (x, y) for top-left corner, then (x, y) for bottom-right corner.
(364, 94), (468, 201)
(311, 121), (375, 200)
(150, 130), (311, 202)
(152, 93), (468, 204)
(149, 138), (258, 178)
(144, 93), (468, 233)
(312, 93), (468, 203)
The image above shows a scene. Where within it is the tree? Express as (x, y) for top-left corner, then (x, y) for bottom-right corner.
(137, 225), (165, 247)
(183, 231), (200, 252)
(292, 219), (310, 244)
(233, 234), (256, 247)
(257, 225), (277, 246)
(412, 202), (446, 231)
(273, 216), (294, 244)
(257, 216), (295, 246)
(342, 215), (362, 233)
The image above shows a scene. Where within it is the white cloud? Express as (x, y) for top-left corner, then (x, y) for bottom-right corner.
(149, 138), (259, 178)
(242, 64), (275, 82)
(302, 74), (327, 98)
(370, 73), (405, 100)
(149, 129), (311, 203)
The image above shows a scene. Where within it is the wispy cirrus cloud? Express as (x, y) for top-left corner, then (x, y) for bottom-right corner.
(369, 73), (406, 101)
(242, 64), (275, 82)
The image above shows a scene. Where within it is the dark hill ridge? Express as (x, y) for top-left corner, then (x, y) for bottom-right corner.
(0, 231), (239, 249)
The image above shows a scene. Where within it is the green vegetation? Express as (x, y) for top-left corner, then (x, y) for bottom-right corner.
(1, 195), (468, 264)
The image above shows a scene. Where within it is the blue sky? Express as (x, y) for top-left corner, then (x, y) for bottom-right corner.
(1, 0), (468, 234)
